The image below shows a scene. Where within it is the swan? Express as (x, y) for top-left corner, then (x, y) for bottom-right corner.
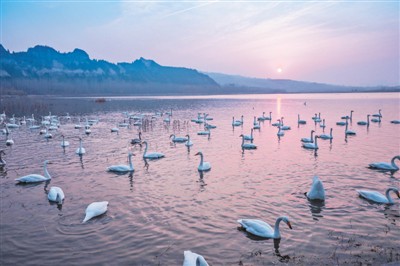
(277, 125), (284, 136)
(6, 136), (14, 146)
(48, 186), (65, 204)
(15, 160), (52, 183)
(237, 216), (292, 239)
(298, 114), (306, 124)
(357, 187), (399, 204)
(319, 128), (333, 140)
(357, 115), (370, 126)
(390, 120), (400, 124)
(197, 128), (210, 136)
(119, 120), (129, 127)
(336, 120), (347, 126)
(232, 117), (242, 127)
(314, 113), (322, 123)
(0, 150), (6, 167)
(204, 113), (213, 120)
(2, 124), (9, 135)
(345, 117), (356, 135)
(111, 123), (119, 133)
(240, 134), (257, 149)
(44, 127), (53, 139)
(142, 141), (165, 159)
(372, 109), (382, 118)
(320, 119), (326, 128)
(74, 118), (82, 129)
(253, 116), (260, 129)
(312, 113), (318, 120)
(60, 135), (70, 147)
(195, 151), (211, 171)
(264, 111), (272, 121)
(257, 112), (267, 121)
(82, 201), (109, 223)
(341, 110), (354, 120)
(305, 176), (325, 200)
(131, 132), (142, 145)
(301, 130), (314, 143)
(204, 122), (216, 129)
(371, 116), (381, 123)
(163, 114), (171, 123)
(170, 134), (189, 143)
(243, 128), (254, 141)
(183, 250), (209, 266)
(107, 152), (134, 173)
(185, 135), (193, 147)
(20, 116), (26, 125)
(368, 155), (400, 172)
(85, 128), (91, 135)
(302, 135), (319, 149)
(75, 138), (86, 155)
(65, 112), (71, 120)
(272, 119), (281, 127)
(280, 118), (291, 130)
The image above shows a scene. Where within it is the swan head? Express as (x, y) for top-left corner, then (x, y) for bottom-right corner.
(128, 152), (135, 157)
(311, 130), (315, 133)
(239, 134), (244, 138)
(185, 134), (190, 138)
(194, 151), (202, 156)
(44, 160), (52, 165)
(169, 134), (174, 139)
(281, 216), (292, 229)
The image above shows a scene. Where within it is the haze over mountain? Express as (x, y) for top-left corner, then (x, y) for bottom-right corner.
(0, 44), (397, 96)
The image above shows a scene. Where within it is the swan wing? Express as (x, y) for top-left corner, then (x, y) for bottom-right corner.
(48, 187), (65, 202)
(83, 201), (109, 223)
(238, 219), (274, 238)
(183, 251), (209, 266)
(357, 190), (388, 203)
(16, 174), (48, 183)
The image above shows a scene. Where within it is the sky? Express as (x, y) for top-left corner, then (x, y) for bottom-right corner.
(1, 1), (399, 86)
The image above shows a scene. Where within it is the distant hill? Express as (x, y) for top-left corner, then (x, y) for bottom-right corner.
(0, 44), (219, 95)
(205, 72), (399, 93)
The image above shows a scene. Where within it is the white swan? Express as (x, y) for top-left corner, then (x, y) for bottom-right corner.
(15, 160), (52, 183)
(320, 119), (326, 128)
(357, 187), (399, 204)
(48, 186), (65, 204)
(264, 111), (272, 121)
(341, 110), (354, 120)
(277, 125), (284, 137)
(142, 141), (165, 159)
(82, 201), (109, 223)
(240, 134), (257, 149)
(272, 119), (281, 127)
(253, 116), (260, 129)
(390, 120), (400, 124)
(306, 176), (325, 200)
(183, 250), (209, 266)
(197, 128), (210, 136)
(372, 109), (382, 118)
(6, 135), (14, 146)
(76, 138), (86, 155)
(60, 135), (70, 147)
(111, 123), (119, 133)
(280, 118), (291, 130)
(107, 153), (135, 173)
(237, 216), (292, 239)
(195, 151), (211, 171)
(185, 134), (193, 147)
(257, 112), (267, 121)
(302, 135), (319, 149)
(371, 116), (381, 123)
(0, 150), (6, 167)
(243, 128), (254, 141)
(232, 116), (241, 127)
(131, 132), (142, 145)
(319, 128), (333, 140)
(368, 155), (400, 172)
(301, 130), (314, 143)
(345, 117), (356, 135)
(204, 122), (216, 129)
(170, 134), (189, 143)
(74, 118), (82, 129)
(357, 115), (370, 126)
(314, 113), (322, 123)
(298, 114), (306, 125)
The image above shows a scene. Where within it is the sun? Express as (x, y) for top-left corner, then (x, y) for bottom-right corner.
(277, 67), (283, 73)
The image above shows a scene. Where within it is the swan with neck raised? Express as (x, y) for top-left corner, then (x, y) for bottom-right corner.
(280, 118), (291, 130)
(301, 130), (314, 143)
(320, 119), (326, 128)
(195, 151), (211, 171)
(183, 250), (209, 266)
(319, 128), (333, 140)
(243, 128), (254, 141)
(170, 134), (188, 143)
(131, 132), (142, 145)
(142, 141), (165, 159)
(15, 160), (52, 183)
(48, 187), (65, 204)
(185, 134), (193, 147)
(232, 116), (242, 127)
(107, 153), (135, 173)
(368, 155), (400, 172)
(345, 117), (356, 135)
(306, 176), (325, 200)
(60, 135), (70, 147)
(253, 116), (260, 129)
(298, 114), (306, 124)
(357, 115), (370, 126)
(240, 134), (257, 149)
(341, 110), (354, 120)
(357, 187), (399, 204)
(237, 216), (292, 239)
(75, 138), (86, 155)
(372, 109), (382, 118)
(82, 201), (109, 223)
(277, 125), (284, 137)
(302, 135), (319, 149)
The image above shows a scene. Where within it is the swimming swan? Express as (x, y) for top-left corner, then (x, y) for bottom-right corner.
(15, 160), (52, 183)
(183, 250), (209, 266)
(302, 136), (319, 149)
(60, 135), (70, 147)
(75, 138), (86, 155)
(243, 128), (254, 141)
(237, 216), (292, 239)
(319, 128), (333, 140)
(185, 135), (193, 147)
(107, 153), (134, 173)
(48, 186), (65, 204)
(142, 141), (165, 159)
(301, 130), (314, 143)
(357, 115), (370, 126)
(240, 134), (257, 149)
(82, 201), (109, 223)
(195, 151), (211, 171)
(357, 187), (399, 204)
(170, 134), (189, 143)
(368, 155), (400, 171)
(305, 176), (325, 200)
(298, 114), (306, 125)
(372, 109), (382, 118)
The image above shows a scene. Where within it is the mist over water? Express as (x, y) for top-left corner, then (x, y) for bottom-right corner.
(1, 93), (399, 265)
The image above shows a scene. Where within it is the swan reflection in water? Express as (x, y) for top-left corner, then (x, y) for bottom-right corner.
(308, 200), (325, 221)
(197, 171), (207, 191)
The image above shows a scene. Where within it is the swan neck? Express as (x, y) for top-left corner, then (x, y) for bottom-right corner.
(128, 154), (133, 170)
(241, 136), (245, 146)
(391, 156), (399, 169)
(310, 131), (314, 139)
(274, 217), (283, 238)
(199, 153), (204, 167)
(314, 136), (318, 147)
(143, 142), (148, 155)
(386, 188), (394, 204)
(44, 162), (51, 180)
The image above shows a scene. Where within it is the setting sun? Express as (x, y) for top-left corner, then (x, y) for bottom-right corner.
(277, 67), (283, 73)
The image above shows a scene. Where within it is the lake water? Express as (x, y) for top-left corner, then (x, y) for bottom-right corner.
(0, 93), (399, 265)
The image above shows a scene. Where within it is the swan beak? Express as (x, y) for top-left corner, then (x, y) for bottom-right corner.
(287, 221), (292, 229)
(194, 152), (200, 156)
